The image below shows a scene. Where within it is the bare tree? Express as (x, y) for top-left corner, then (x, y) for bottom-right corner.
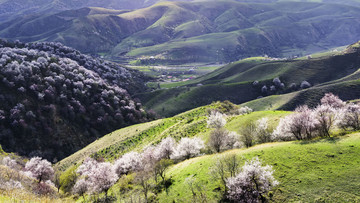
(240, 122), (256, 148)
(53, 171), (62, 192)
(135, 171), (153, 203)
(208, 128), (229, 153)
(224, 154), (241, 178)
(154, 159), (173, 184)
(185, 175), (208, 202)
(209, 154), (242, 192)
(256, 118), (272, 143)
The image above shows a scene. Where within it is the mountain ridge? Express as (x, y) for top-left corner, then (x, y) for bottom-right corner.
(1, 1), (360, 64)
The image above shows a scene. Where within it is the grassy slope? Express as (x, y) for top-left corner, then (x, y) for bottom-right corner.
(56, 102), (290, 171)
(137, 44), (360, 117)
(62, 106), (360, 202)
(241, 78), (360, 111)
(159, 133), (360, 202)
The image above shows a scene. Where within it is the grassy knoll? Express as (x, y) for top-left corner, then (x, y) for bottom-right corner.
(158, 133), (360, 202)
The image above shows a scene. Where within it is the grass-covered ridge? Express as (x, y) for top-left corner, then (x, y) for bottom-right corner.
(137, 42), (360, 116)
(2, 1), (360, 64)
(158, 133), (360, 202)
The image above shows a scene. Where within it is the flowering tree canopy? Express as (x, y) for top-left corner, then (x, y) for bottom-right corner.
(25, 157), (54, 183)
(226, 157), (278, 202)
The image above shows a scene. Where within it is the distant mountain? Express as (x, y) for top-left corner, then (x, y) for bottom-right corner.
(136, 41), (360, 116)
(2, 1), (360, 64)
(0, 39), (153, 161)
(0, 0), (195, 23)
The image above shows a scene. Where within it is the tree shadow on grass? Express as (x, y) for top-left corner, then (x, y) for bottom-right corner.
(296, 137), (341, 145)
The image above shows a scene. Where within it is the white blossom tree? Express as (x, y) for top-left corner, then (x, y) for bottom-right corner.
(337, 103), (360, 130)
(114, 152), (143, 176)
(142, 146), (159, 169)
(76, 158), (118, 197)
(272, 106), (318, 141)
(73, 178), (88, 199)
(155, 137), (176, 160)
(207, 111), (226, 128)
(256, 118), (272, 143)
(314, 104), (336, 137)
(2, 156), (17, 169)
(272, 117), (296, 141)
(171, 137), (204, 160)
(320, 93), (345, 109)
(238, 106), (253, 115)
(88, 162), (118, 197)
(226, 157), (278, 202)
(25, 157), (54, 183)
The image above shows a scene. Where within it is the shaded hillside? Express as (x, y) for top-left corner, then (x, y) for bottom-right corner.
(1, 0), (359, 24)
(0, 39), (152, 161)
(137, 42), (360, 116)
(0, 0), (194, 23)
(2, 1), (360, 63)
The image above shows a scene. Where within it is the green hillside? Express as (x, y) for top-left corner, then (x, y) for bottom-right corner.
(56, 102), (290, 171)
(158, 133), (360, 202)
(2, 1), (360, 63)
(55, 99), (360, 202)
(137, 42), (360, 116)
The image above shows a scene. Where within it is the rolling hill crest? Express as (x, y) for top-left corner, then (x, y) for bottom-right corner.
(1, 1), (360, 63)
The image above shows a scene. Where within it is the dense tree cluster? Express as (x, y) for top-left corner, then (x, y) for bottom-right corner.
(0, 39), (152, 160)
(272, 93), (357, 141)
(71, 136), (205, 201)
(25, 41), (148, 94)
(0, 155), (57, 196)
(258, 77), (311, 97)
